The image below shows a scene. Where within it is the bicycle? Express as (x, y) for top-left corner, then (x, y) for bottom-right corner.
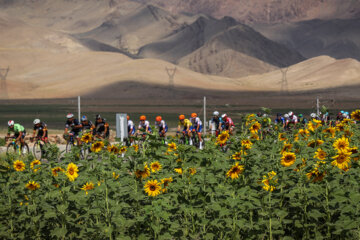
(5, 137), (29, 155)
(31, 137), (48, 160)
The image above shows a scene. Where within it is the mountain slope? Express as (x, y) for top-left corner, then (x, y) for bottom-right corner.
(252, 18), (360, 61)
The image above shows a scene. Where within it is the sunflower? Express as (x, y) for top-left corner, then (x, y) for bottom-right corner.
(13, 160), (25, 172)
(135, 164), (151, 179)
(343, 129), (353, 138)
(112, 172), (120, 180)
(161, 177), (173, 192)
(150, 161), (162, 172)
(294, 158), (307, 172)
(333, 136), (350, 152)
(298, 129), (310, 137)
(107, 145), (119, 154)
(350, 109), (360, 121)
(307, 139), (324, 148)
(314, 148), (327, 160)
(250, 134), (260, 141)
(281, 143), (293, 154)
(336, 123), (345, 132)
(30, 159), (41, 172)
(323, 127), (336, 138)
(331, 150), (352, 170)
(278, 133), (287, 141)
(91, 141), (104, 153)
(132, 144), (139, 152)
(52, 167), (64, 177)
(262, 171), (278, 192)
(232, 152), (242, 160)
(306, 168), (325, 183)
(119, 146), (127, 154)
(342, 119), (353, 124)
(80, 182), (95, 195)
(312, 119), (322, 128)
(216, 131), (229, 145)
(81, 133), (93, 143)
(174, 168), (183, 175)
(307, 122), (315, 132)
(167, 142), (177, 152)
(281, 152), (296, 167)
(25, 181), (40, 191)
(144, 180), (162, 197)
(66, 163), (79, 182)
(249, 122), (261, 134)
(188, 167), (196, 175)
(349, 147), (359, 161)
(241, 139), (253, 147)
(226, 162), (244, 179)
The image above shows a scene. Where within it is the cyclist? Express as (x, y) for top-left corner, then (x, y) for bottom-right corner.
(209, 111), (223, 136)
(190, 113), (204, 149)
(32, 119), (48, 143)
(64, 113), (82, 145)
(6, 120), (26, 147)
(221, 113), (235, 135)
(286, 111), (298, 130)
(127, 115), (136, 136)
(138, 115), (152, 135)
(81, 115), (95, 133)
(177, 114), (193, 145)
(298, 114), (308, 126)
(275, 113), (285, 129)
(155, 116), (168, 138)
(94, 114), (110, 139)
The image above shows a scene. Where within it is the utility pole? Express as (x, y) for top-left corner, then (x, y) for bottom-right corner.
(280, 67), (289, 94)
(203, 96), (206, 136)
(165, 67), (177, 89)
(0, 66), (9, 98)
(78, 96), (81, 121)
(316, 97), (320, 117)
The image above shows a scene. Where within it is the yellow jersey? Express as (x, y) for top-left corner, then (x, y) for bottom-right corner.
(178, 119), (192, 128)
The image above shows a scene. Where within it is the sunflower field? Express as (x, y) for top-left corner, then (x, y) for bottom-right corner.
(1, 110), (360, 239)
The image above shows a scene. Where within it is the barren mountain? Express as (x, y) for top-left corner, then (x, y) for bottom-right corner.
(252, 18), (360, 61)
(138, 0), (360, 23)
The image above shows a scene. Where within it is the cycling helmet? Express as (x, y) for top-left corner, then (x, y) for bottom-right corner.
(191, 113), (197, 118)
(81, 115), (87, 121)
(288, 111), (294, 116)
(127, 115), (130, 121)
(310, 113), (316, 118)
(263, 114), (268, 117)
(342, 113), (347, 118)
(33, 119), (41, 125)
(140, 115), (146, 121)
(66, 113), (74, 119)
(8, 120), (14, 127)
(221, 113), (227, 119)
(155, 116), (162, 122)
(213, 111), (219, 116)
(340, 110), (344, 114)
(284, 114), (289, 118)
(298, 114), (303, 118)
(179, 115), (185, 120)
(96, 114), (101, 120)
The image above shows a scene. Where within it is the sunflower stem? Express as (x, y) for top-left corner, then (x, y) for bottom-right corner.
(268, 191), (273, 240)
(105, 181), (113, 240)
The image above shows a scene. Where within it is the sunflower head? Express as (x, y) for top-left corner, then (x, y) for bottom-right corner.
(30, 160), (41, 172)
(80, 182), (95, 195)
(174, 168), (183, 175)
(52, 167), (64, 177)
(66, 163), (79, 182)
(281, 152), (296, 167)
(167, 142), (177, 152)
(161, 177), (173, 192)
(333, 136), (350, 152)
(314, 148), (327, 160)
(91, 141), (104, 153)
(278, 133), (287, 141)
(107, 145), (119, 154)
(188, 167), (196, 175)
(307, 139), (324, 148)
(281, 143), (293, 154)
(81, 133), (93, 143)
(226, 162), (244, 179)
(113, 172), (120, 180)
(26, 181), (40, 191)
(13, 160), (25, 172)
(132, 144), (139, 152)
(232, 152), (242, 160)
(216, 131), (229, 145)
(135, 164), (151, 179)
(331, 149), (352, 170)
(262, 171), (278, 192)
(249, 122), (261, 134)
(144, 180), (162, 197)
(306, 168), (326, 182)
(350, 109), (360, 121)
(150, 161), (162, 173)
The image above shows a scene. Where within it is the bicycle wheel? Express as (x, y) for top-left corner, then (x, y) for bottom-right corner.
(66, 141), (74, 153)
(21, 143), (29, 155)
(6, 143), (16, 154)
(33, 142), (43, 159)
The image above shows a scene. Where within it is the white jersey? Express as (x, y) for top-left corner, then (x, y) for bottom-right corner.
(286, 115), (298, 124)
(190, 117), (202, 126)
(155, 120), (166, 129)
(139, 120), (150, 129)
(128, 120), (134, 130)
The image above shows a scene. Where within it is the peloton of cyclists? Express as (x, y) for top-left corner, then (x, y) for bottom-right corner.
(32, 119), (49, 143)
(178, 114), (193, 145)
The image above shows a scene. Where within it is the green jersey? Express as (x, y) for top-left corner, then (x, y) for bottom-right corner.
(8, 123), (25, 134)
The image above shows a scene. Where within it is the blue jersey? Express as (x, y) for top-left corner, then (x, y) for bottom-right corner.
(275, 117), (285, 125)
